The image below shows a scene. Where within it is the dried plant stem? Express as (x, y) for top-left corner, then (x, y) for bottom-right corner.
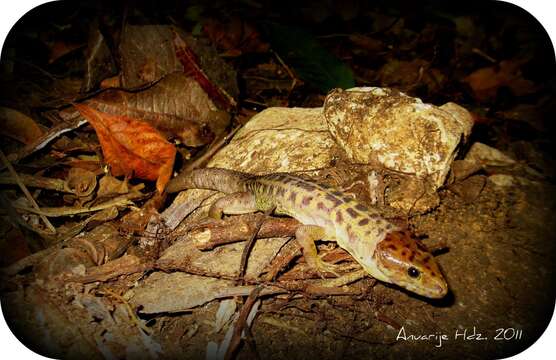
(182, 125), (242, 174)
(272, 50), (299, 94)
(97, 288), (152, 334)
(0, 149), (56, 233)
(0, 173), (68, 192)
(224, 286), (262, 360)
(238, 208), (275, 284)
(13, 192), (143, 217)
(190, 215), (299, 250)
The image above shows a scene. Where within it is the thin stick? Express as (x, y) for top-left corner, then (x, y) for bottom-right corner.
(12, 191), (144, 217)
(272, 50), (299, 95)
(97, 288), (152, 334)
(190, 216), (299, 250)
(0, 173), (68, 192)
(471, 48), (497, 63)
(0, 149), (56, 233)
(1, 117), (87, 169)
(238, 209), (274, 284)
(224, 286), (262, 360)
(182, 125), (242, 174)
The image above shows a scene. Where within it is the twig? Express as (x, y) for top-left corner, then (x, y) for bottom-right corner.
(2, 116), (87, 168)
(261, 238), (300, 281)
(190, 215), (300, 250)
(64, 255), (153, 284)
(272, 50), (299, 96)
(14, 200), (132, 217)
(0, 173), (68, 192)
(97, 288), (152, 334)
(0, 149), (56, 233)
(238, 209), (274, 284)
(471, 48), (497, 63)
(224, 286), (262, 360)
(181, 125), (242, 174)
(13, 192), (144, 217)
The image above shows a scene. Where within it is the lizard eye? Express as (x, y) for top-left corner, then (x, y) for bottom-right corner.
(407, 267), (420, 278)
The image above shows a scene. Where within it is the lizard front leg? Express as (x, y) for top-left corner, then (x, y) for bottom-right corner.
(296, 225), (340, 278)
(209, 192), (258, 219)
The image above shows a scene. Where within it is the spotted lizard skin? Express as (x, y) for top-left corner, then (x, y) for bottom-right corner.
(167, 168), (448, 298)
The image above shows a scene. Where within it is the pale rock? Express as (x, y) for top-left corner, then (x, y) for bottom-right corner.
(323, 87), (474, 188)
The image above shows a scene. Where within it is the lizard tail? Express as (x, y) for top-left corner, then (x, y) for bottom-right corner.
(165, 167), (250, 194)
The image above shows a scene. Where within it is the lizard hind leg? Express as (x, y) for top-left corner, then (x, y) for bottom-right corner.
(208, 192), (259, 219)
(296, 225), (341, 278)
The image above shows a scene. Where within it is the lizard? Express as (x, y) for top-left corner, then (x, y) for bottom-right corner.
(166, 167), (448, 299)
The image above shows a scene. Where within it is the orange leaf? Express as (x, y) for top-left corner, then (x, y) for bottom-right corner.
(74, 104), (176, 193)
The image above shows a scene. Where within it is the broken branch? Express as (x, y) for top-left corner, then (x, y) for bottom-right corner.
(0, 149), (56, 233)
(189, 214), (300, 250)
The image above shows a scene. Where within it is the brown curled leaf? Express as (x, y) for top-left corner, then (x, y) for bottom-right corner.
(96, 174), (129, 199)
(65, 167), (97, 197)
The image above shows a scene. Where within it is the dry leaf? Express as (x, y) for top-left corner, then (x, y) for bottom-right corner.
(47, 40), (84, 64)
(65, 167), (97, 197)
(203, 17), (270, 55)
(97, 174), (129, 199)
(171, 27), (238, 111)
(88, 73), (228, 147)
(0, 226), (31, 267)
(0, 106), (45, 145)
(81, 22), (117, 92)
(464, 60), (538, 101)
(74, 104), (176, 193)
(348, 34), (384, 52)
(118, 25), (238, 111)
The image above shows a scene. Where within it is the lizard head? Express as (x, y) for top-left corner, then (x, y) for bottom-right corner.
(373, 230), (448, 298)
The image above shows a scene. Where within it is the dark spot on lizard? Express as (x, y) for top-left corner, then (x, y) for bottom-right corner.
(276, 187), (286, 197)
(302, 196), (313, 206)
(258, 185), (267, 195)
(317, 202), (326, 210)
(332, 191), (343, 196)
(280, 176), (293, 184)
(408, 252), (415, 262)
(358, 218), (370, 226)
(335, 211), (343, 224)
(289, 191), (297, 203)
(325, 194), (342, 208)
(401, 250), (407, 257)
(298, 182), (316, 191)
(346, 208), (358, 218)
(343, 196), (354, 203)
(416, 241), (428, 251)
(387, 244), (398, 251)
(355, 204), (368, 211)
